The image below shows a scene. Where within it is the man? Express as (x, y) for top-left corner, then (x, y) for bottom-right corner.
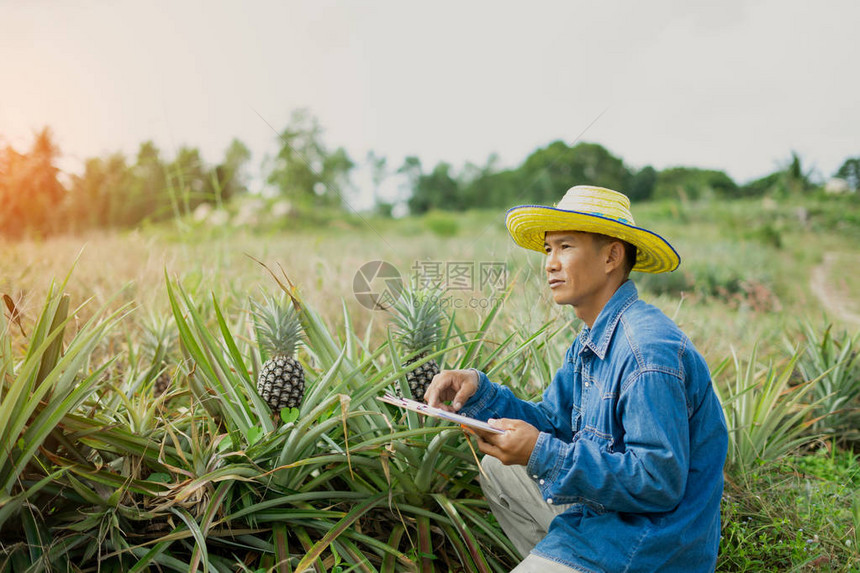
(425, 186), (728, 572)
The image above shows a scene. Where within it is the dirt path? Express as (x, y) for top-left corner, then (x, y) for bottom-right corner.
(810, 253), (860, 326)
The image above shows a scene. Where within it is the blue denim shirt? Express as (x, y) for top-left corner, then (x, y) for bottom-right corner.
(461, 280), (727, 572)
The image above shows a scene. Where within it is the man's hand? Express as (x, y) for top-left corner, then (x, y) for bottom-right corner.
(473, 419), (540, 466)
(424, 369), (479, 412)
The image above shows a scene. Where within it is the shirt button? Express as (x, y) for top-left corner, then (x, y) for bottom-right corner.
(539, 479), (545, 485)
(532, 475), (539, 479)
(584, 382), (589, 388)
(546, 498), (553, 505)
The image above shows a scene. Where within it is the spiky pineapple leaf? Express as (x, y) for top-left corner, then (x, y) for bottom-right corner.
(252, 294), (303, 359)
(247, 425), (265, 446)
(389, 288), (446, 353)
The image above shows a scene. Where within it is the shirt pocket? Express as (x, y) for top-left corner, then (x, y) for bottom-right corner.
(579, 424), (616, 454)
(582, 369), (621, 446)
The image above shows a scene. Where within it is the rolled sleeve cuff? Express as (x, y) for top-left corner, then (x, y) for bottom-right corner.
(526, 431), (571, 495)
(458, 370), (498, 418)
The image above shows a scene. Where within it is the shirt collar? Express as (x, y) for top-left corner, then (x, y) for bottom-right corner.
(579, 280), (639, 360)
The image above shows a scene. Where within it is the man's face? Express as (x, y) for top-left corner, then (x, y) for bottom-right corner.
(544, 231), (613, 321)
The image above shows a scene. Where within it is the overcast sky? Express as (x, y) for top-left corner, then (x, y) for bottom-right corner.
(1, 1), (857, 208)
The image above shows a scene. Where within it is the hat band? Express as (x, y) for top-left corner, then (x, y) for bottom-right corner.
(586, 211), (633, 225)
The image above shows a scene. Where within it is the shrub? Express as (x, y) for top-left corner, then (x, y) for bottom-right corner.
(794, 323), (860, 445)
(714, 346), (822, 471)
(424, 210), (460, 237)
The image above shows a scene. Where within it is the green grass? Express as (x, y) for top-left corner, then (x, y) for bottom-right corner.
(824, 252), (860, 317)
(720, 448), (860, 572)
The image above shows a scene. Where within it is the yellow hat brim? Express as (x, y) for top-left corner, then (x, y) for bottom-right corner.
(505, 205), (680, 273)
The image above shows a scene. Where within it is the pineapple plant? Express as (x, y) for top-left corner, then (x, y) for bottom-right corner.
(390, 289), (445, 402)
(141, 313), (177, 397)
(252, 295), (306, 412)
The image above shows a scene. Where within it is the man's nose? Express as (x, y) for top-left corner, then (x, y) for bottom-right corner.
(545, 252), (559, 272)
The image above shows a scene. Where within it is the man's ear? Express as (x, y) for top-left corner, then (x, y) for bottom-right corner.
(605, 241), (625, 272)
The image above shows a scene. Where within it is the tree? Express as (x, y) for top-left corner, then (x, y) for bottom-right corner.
(397, 156), (422, 188)
(654, 167), (737, 200)
(66, 139), (249, 232)
(459, 153), (522, 209)
(628, 166), (657, 202)
(209, 138), (251, 203)
(740, 151), (817, 197)
(67, 152), (132, 230)
(835, 157), (860, 191)
(321, 147), (354, 205)
(783, 150), (816, 194)
(366, 150), (393, 216)
(267, 109), (354, 207)
(741, 171), (782, 198)
(165, 146), (209, 218)
(128, 141), (168, 225)
(366, 150), (387, 205)
(0, 127), (65, 238)
(396, 155), (423, 213)
(400, 142), (633, 214)
(519, 141), (632, 204)
(407, 162), (462, 215)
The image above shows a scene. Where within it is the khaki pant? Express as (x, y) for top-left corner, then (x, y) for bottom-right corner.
(480, 456), (585, 573)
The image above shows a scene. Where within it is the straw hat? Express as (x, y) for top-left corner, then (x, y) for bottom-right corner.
(505, 185), (680, 273)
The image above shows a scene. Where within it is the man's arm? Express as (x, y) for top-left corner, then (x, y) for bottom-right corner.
(426, 362), (575, 442)
(425, 348), (578, 467)
(527, 370), (690, 513)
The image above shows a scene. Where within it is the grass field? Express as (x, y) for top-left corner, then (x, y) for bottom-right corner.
(2, 197), (853, 360)
(1, 195), (860, 571)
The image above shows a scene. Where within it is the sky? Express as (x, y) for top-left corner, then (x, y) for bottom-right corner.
(1, 1), (858, 209)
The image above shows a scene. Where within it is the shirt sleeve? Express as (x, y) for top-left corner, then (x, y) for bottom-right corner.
(526, 369), (690, 514)
(459, 347), (575, 442)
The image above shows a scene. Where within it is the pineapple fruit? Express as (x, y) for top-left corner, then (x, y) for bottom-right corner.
(390, 289), (445, 402)
(153, 368), (171, 397)
(252, 295), (306, 411)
